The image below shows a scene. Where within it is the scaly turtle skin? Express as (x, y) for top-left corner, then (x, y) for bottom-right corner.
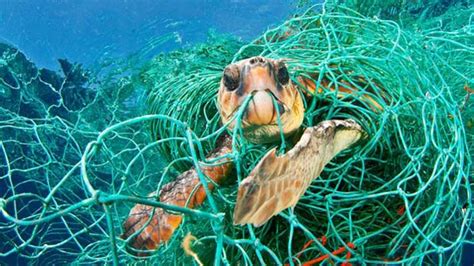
(122, 56), (370, 254)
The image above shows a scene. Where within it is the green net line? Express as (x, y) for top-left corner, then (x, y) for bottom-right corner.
(1, 2), (473, 265)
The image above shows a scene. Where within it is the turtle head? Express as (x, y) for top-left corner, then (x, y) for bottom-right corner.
(218, 56), (304, 143)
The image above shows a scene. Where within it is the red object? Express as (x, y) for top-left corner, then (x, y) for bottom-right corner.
(464, 83), (474, 94)
(284, 236), (355, 266)
(397, 205), (405, 216)
(301, 242), (355, 266)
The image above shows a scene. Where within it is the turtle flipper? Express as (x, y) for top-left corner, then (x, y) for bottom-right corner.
(122, 135), (233, 255)
(233, 119), (364, 226)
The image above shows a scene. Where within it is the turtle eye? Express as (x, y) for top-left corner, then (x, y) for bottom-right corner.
(277, 65), (289, 85)
(223, 65), (240, 91)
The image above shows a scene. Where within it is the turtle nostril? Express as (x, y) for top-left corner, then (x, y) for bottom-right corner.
(249, 56), (265, 65)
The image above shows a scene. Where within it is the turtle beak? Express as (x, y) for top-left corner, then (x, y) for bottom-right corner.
(239, 61), (285, 126)
(217, 56), (304, 143)
(241, 89), (287, 126)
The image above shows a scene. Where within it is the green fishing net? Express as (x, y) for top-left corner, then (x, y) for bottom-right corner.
(1, 1), (473, 265)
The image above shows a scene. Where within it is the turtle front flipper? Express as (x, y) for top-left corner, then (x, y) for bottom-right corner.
(122, 135), (233, 255)
(233, 119), (365, 226)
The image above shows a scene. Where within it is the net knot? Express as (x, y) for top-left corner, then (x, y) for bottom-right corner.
(325, 194), (333, 205)
(410, 155), (420, 163)
(216, 212), (225, 222)
(254, 238), (263, 251)
(211, 216), (225, 232)
(287, 213), (299, 226)
(384, 106), (397, 115)
(92, 190), (102, 204)
(437, 246), (445, 254)
(397, 187), (407, 197)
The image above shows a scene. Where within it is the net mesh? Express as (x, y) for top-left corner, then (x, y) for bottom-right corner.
(1, 1), (473, 265)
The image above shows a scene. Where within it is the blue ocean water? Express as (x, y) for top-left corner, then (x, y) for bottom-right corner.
(0, 0), (294, 70)
(0, 0), (472, 265)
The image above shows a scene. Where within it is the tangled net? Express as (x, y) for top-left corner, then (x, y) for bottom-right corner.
(1, 2), (473, 265)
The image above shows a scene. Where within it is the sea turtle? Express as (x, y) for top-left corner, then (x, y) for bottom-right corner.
(122, 56), (377, 253)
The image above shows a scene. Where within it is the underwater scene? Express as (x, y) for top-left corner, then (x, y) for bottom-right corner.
(0, 0), (473, 265)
